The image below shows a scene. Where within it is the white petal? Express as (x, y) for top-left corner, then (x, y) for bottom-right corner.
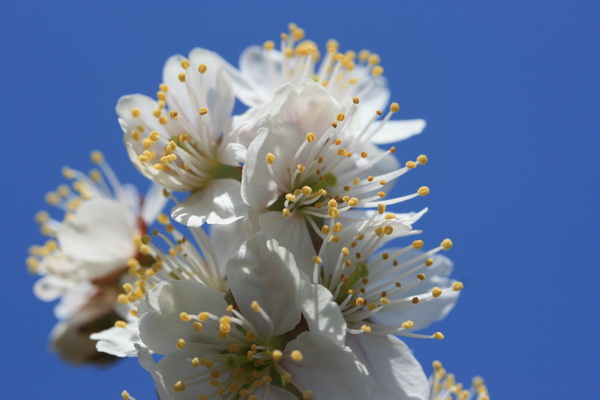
(140, 182), (169, 225)
(230, 103), (271, 147)
(209, 218), (249, 274)
(241, 127), (281, 208)
(171, 179), (246, 227)
(369, 119), (427, 144)
(138, 280), (227, 355)
(136, 345), (171, 400)
(188, 48), (235, 135)
(226, 233), (301, 339)
(155, 344), (231, 400)
(54, 281), (97, 319)
(33, 275), (73, 302)
(57, 198), (136, 277)
(238, 45), (279, 98)
(91, 322), (140, 357)
(346, 334), (429, 400)
(299, 280), (347, 344)
(218, 141), (247, 166)
(258, 212), (316, 275)
(281, 332), (374, 399)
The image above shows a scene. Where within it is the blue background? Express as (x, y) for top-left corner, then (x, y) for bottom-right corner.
(2, 1), (599, 398)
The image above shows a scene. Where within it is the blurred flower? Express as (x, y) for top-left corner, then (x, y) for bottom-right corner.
(27, 152), (166, 363)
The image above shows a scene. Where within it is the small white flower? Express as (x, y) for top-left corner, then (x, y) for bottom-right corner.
(227, 23), (426, 145)
(117, 48), (247, 227)
(241, 80), (429, 268)
(298, 209), (462, 400)
(136, 233), (373, 400)
(429, 361), (490, 400)
(28, 152), (167, 363)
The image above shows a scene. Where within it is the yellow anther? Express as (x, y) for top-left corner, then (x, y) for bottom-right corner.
(251, 301), (260, 312)
(265, 153), (275, 164)
(156, 91), (167, 101)
(355, 297), (366, 306)
(173, 381), (185, 392)
(336, 113), (345, 122)
(390, 102), (400, 113)
(333, 222), (343, 232)
(412, 240), (424, 250)
(169, 110), (179, 119)
(158, 116), (169, 125)
(297, 164), (305, 173)
(360, 324), (372, 332)
(177, 72), (186, 82)
(418, 186), (430, 196)
(193, 321), (203, 332)
(269, 349), (283, 362)
(152, 108), (161, 118)
(329, 235), (339, 243)
(282, 208), (292, 219)
(337, 148), (346, 156)
(417, 154), (428, 164)
(291, 350), (303, 362)
(299, 186), (312, 196)
(131, 108), (141, 118)
(372, 65), (384, 76)
(199, 107), (208, 115)
(377, 191), (386, 197)
(306, 132), (316, 142)
(412, 297), (420, 304)
(453, 282), (464, 291)
(179, 312), (191, 322)
(425, 258), (434, 267)
(432, 287), (443, 298)
(115, 320), (127, 328)
(176, 338), (186, 349)
(117, 294), (129, 305)
(90, 150), (104, 164)
(441, 239), (453, 250)
(406, 161), (417, 169)
(380, 297), (391, 305)
(285, 193), (297, 202)
(198, 312), (209, 321)
(433, 332), (445, 340)
(198, 64), (207, 74)
(402, 320), (415, 329)
(417, 273), (427, 281)
(302, 390), (313, 400)
(312, 256), (323, 264)
(328, 199), (338, 208)
(368, 53), (380, 65)
(263, 40), (275, 50)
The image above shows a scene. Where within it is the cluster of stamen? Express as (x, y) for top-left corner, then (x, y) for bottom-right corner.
(262, 23), (385, 102)
(264, 101), (429, 238)
(27, 151), (131, 274)
(430, 361), (490, 400)
(166, 301), (311, 400)
(124, 61), (240, 192)
(310, 204), (461, 340)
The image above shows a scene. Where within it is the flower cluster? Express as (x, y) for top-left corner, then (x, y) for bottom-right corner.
(28, 24), (489, 399)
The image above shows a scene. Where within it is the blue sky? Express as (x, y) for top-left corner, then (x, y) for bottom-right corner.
(2, 1), (599, 398)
